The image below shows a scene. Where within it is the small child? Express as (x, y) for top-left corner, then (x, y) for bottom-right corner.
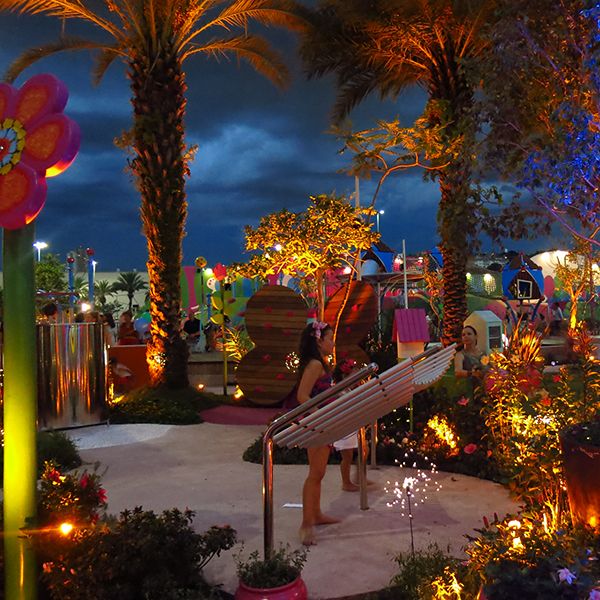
(332, 358), (374, 492)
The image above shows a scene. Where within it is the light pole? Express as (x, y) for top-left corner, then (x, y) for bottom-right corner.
(33, 240), (48, 261)
(376, 209), (385, 233)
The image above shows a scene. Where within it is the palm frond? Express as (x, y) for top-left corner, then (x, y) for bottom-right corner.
(3, 37), (119, 83)
(0, 0), (122, 39)
(92, 46), (122, 84)
(183, 34), (289, 88)
(207, 0), (307, 32)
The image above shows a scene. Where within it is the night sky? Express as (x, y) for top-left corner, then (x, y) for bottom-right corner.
(0, 9), (542, 272)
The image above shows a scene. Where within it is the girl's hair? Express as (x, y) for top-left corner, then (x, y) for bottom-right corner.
(332, 358), (357, 384)
(102, 313), (115, 328)
(297, 321), (332, 378)
(463, 325), (478, 337)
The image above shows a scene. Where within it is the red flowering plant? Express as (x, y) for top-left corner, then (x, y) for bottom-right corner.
(37, 461), (107, 528)
(480, 324), (600, 529)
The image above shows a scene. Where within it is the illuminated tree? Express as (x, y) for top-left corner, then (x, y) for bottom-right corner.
(478, 0), (600, 247)
(0, 0), (306, 388)
(553, 242), (600, 332)
(237, 194), (378, 319)
(300, 0), (496, 345)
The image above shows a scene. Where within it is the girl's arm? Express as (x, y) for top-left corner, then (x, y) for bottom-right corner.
(297, 360), (324, 404)
(454, 352), (469, 378)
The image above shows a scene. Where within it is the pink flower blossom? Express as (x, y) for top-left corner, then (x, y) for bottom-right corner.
(463, 443), (478, 455)
(457, 396), (469, 406)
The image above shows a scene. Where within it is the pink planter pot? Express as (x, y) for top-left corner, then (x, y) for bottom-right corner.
(235, 576), (307, 600)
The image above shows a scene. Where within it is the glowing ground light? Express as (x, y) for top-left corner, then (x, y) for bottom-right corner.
(58, 522), (74, 536)
(384, 447), (442, 517)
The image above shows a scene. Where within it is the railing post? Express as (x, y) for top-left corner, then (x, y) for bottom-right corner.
(357, 427), (369, 510)
(262, 433), (274, 559)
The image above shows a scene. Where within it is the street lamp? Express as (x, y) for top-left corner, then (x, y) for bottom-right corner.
(376, 209), (385, 233)
(33, 241), (48, 261)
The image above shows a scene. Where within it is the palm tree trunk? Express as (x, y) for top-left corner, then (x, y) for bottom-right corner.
(438, 164), (470, 346)
(128, 41), (189, 388)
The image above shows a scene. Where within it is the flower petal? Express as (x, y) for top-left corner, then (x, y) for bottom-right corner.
(0, 162), (46, 229)
(14, 74), (68, 128)
(23, 114), (80, 176)
(0, 83), (16, 121)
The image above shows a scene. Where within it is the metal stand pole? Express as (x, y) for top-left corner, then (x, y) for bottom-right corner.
(262, 434), (274, 558)
(370, 421), (378, 468)
(357, 427), (369, 510)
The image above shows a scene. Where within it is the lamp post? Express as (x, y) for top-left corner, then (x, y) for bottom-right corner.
(33, 240), (48, 261)
(376, 210), (385, 233)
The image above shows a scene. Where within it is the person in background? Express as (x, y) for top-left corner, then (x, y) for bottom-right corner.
(331, 358), (374, 492)
(454, 325), (486, 383)
(101, 313), (116, 347)
(297, 321), (339, 546)
(183, 310), (202, 352)
(117, 310), (140, 345)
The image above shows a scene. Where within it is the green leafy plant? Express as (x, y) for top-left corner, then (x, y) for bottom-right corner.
(37, 508), (237, 600)
(389, 543), (461, 600)
(235, 544), (307, 589)
(465, 516), (600, 600)
(0, 430), (81, 482)
(109, 385), (217, 424)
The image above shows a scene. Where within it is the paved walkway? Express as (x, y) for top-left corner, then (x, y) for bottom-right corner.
(67, 423), (517, 599)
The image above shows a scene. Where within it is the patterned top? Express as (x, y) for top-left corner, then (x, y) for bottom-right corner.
(311, 372), (332, 398)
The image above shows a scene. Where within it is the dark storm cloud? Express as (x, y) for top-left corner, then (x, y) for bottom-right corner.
(0, 8), (441, 270)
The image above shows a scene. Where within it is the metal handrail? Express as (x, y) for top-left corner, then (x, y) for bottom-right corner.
(261, 344), (456, 557)
(262, 362), (379, 557)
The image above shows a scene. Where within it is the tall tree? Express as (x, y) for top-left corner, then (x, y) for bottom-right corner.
(477, 0), (596, 246)
(94, 279), (116, 311)
(111, 271), (148, 313)
(300, 0), (496, 345)
(0, 0), (306, 387)
(236, 193), (378, 319)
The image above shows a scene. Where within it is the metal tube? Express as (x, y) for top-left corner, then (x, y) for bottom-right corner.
(262, 433), (274, 558)
(370, 421), (378, 468)
(262, 363), (379, 558)
(357, 427), (369, 510)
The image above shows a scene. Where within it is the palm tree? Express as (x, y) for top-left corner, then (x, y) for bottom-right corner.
(111, 272), (148, 313)
(300, 0), (493, 345)
(1, 0), (306, 387)
(94, 279), (115, 310)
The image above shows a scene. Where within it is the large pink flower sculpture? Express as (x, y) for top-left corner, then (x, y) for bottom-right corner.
(0, 74), (80, 230)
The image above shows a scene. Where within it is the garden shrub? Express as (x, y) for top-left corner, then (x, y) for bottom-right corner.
(388, 543), (462, 600)
(109, 385), (218, 424)
(38, 508), (237, 600)
(463, 516), (600, 599)
(0, 430), (81, 482)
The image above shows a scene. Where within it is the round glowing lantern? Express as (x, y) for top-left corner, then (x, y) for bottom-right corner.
(0, 74), (80, 230)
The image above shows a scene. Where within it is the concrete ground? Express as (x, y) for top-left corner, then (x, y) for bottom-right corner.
(67, 423), (518, 599)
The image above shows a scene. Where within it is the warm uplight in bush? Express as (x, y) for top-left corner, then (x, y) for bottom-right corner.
(427, 415), (458, 449)
(233, 387), (244, 400)
(59, 522), (74, 536)
(197, 383), (205, 391)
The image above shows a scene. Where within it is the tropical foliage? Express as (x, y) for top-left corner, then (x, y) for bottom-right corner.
(111, 271), (147, 313)
(236, 193), (377, 319)
(0, 0), (307, 388)
(300, 0), (495, 344)
(478, 0), (600, 246)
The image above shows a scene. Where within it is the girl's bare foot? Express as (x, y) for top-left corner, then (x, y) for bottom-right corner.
(342, 482), (360, 492)
(299, 526), (316, 546)
(315, 513), (341, 525)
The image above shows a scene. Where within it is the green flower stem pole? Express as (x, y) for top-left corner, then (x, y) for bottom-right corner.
(3, 222), (38, 600)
